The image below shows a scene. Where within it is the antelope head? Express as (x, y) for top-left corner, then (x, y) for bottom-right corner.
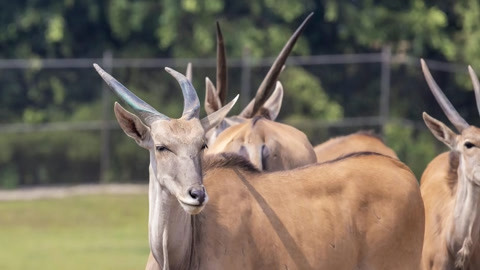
(421, 59), (480, 184)
(93, 64), (238, 214)
(204, 13), (313, 145)
(207, 84), (316, 172)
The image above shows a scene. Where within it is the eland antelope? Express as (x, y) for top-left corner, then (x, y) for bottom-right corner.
(94, 64), (424, 270)
(420, 59), (480, 269)
(204, 14), (317, 171)
(205, 13), (313, 145)
(314, 131), (398, 163)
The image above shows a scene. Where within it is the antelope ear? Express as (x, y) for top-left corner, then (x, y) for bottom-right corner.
(114, 102), (152, 149)
(423, 112), (458, 149)
(205, 77), (222, 115)
(201, 95), (239, 131)
(259, 81), (283, 120)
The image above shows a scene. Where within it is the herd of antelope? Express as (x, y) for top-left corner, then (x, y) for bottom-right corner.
(87, 12), (480, 270)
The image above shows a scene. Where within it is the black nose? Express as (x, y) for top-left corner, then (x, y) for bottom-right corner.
(188, 187), (206, 204)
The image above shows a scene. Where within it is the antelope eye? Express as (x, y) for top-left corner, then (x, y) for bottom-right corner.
(201, 143), (208, 150)
(464, 142), (475, 149)
(156, 145), (168, 152)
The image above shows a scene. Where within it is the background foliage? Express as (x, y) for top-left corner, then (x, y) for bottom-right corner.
(0, 0), (480, 186)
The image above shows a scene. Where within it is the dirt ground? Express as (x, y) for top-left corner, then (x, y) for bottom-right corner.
(0, 183), (148, 201)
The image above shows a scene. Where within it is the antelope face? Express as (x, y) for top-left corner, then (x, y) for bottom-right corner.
(149, 119), (208, 214)
(422, 59), (480, 185)
(424, 115), (480, 185)
(454, 127), (480, 183)
(94, 64), (238, 215)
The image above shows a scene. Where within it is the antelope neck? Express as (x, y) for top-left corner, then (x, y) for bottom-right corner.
(448, 159), (480, 267)
(148, 160), (195, 270)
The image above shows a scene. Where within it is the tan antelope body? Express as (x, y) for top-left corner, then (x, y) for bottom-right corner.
(207, 116), (316, 171)
(314, 131), (398, 163)
(148, 152), (423, 270)
(420, 60), (480, 270)
(420, 151), (480, 270)
(94, 64), (424, 270)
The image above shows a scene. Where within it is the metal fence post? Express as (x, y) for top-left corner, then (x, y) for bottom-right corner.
(380, 45), (392, 135)
(100, 51), (113, 182)
(240, 47), (252, 108)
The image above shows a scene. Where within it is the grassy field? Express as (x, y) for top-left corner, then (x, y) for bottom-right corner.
(0, 194), (150, 270)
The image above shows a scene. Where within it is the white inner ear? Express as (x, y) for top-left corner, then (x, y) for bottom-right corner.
(423, 112), (458, 149)
(114, 102), (152, 149)
(262, 81), (284, 120)
(205, 77), (222, 115)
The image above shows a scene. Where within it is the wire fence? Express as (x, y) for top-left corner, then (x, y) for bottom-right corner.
(0, 48), (466, 133)
(0, 47), (471, 185)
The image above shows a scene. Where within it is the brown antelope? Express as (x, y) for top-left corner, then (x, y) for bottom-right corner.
(94, 64), (424, 270)
(204, 13), (313, 145)
(204, 14), (317, 170)
(420, 59), (480, 269)
(314, 131), (398, 163)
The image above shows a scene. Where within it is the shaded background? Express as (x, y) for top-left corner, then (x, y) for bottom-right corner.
(0, 0), (479, 184)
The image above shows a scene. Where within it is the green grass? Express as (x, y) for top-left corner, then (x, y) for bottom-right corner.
(0, 194), (150, 270)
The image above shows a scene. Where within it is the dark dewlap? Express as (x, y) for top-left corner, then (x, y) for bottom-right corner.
(447, 151), (459, 193)
(203, 153), (260, 173)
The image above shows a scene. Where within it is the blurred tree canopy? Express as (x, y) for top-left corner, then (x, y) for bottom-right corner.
(0, 0), (479, 185)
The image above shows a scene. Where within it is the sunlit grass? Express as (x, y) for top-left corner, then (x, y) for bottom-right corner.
(0, 194), (149, 270)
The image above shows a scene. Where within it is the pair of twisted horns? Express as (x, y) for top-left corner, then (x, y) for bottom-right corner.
(211, 12), (313, 118)
(421, 59), (480, 132)
(93, 64), (200, 125)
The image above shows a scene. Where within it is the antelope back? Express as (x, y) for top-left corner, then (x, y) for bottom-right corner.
(314, 132), (398, 163)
